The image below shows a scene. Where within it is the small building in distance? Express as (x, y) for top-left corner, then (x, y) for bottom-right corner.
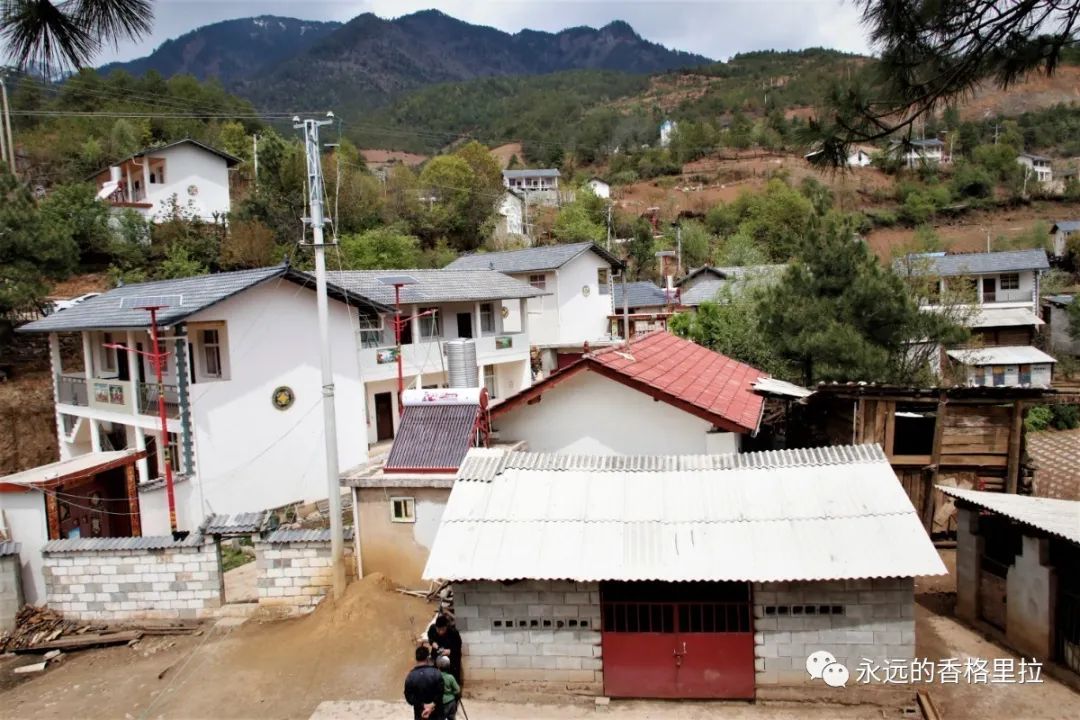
(890, 138), (948, 167)
(1050, 221), (1080, 258)
(610, 281), (673, 336)
(946, 346), (1057, 387)
(491, 331), (765, 456)
(91, 139), (238, 223)
(1042, 294), (1079, 358)
(503, 168), (560, 192)
(1017, 152), (1053, 184)
(944, 487), (1080, 679)
(494, 190), (527, 242)
(677, 265), (786, 307)
(423, 444), (945, 697)
(585, 177), (610, 199)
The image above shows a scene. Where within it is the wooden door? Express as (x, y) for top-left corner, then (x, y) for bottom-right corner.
(374, 392), (395, 441)
(982, 277), (997, 303)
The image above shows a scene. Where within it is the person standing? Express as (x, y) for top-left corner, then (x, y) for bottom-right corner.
(427, 614), (464, 683)
(436, 654), (461, 720)
(404, 645), (444, 720)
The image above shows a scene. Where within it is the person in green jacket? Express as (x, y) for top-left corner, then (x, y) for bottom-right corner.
(436, 654), (460, 720)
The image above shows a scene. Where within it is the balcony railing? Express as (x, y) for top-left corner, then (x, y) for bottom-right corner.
(137, 382), (181, 419)
(983, 288), (1032, 304)
(58, 375), (88, 406)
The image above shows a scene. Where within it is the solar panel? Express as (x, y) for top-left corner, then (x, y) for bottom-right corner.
(376, 275), (418, 286)
(120, 295), (183, 309)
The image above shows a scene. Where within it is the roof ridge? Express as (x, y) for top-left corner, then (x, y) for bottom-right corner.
(445, 511), (920, 524)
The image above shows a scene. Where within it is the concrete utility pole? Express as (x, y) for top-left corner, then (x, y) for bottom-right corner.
(0, 73), (15, 174)
(676, 224), (683, 276)
(295, 112), (346, 600)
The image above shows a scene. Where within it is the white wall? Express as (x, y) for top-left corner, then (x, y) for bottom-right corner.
(964, 362), (1053, 387)
(0, 490), (50, 604)
(586, 180), (610, 199)
(493, 369), (740, 455)
(138, 480), (200, 537)
(183, 280), (368, 519)
(556, 252), (615, 345)
(146, 144), (230, 222)
(513, 270), (559, 345)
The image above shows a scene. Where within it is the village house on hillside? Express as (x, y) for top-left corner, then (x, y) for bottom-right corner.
(445, 243), (623, 373)
(423, 444), (944, 697)
(494, 189), (527, 242)
(611, 281), (673, 336)
(491, 331), (765, 455)
(1017, 152), (1053, 184)
(1050, 221), (1080, 258)
(1042, 294), (1079, 358)
(677, 265), (786, 307)
(91, 139), (238, 222)
(890, 137), (948, 167)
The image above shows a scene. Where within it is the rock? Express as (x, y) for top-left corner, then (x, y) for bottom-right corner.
(13, 662), (47, 674)
(240, 545), (256, 558)
(43, 650), (62, 661)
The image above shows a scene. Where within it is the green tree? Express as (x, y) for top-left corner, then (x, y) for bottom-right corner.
(37, 183), (111, 262)
(552, 202), (605, 244)
(714, 231), (769, 267)
(2, 0), (153, 69)
(757, 215), (967, 385)
(671, 221), (711, 270)
(339, 226), (421, 270)
(710, 179), (815, 261)
(669, 290), (788, 377)
(156, 244), (208, 280)
(0, 170), (78, 314)
(417, 155), (484, 249)
(627, 221), (656, 281)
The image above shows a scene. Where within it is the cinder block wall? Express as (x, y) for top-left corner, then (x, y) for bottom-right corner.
(753, 578), (915, 685)
(253, 539), (356, 612)
(1, 554), (24, 632)
(454, 580), (602, 691)
(42, 543), (223, 621)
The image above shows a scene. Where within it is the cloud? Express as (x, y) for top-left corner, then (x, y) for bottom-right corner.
(93, 0), (871, 65)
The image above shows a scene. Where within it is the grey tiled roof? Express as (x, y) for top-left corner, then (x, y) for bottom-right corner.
(458, 445), (886, 481)
(894, 249), (1049, 277)
(205, 512), (265, 535)
(679, 265), (786, 306)
(503, 169), (560, 178)
(1045, 294), (1074, 307)
(21, 266), (391, 333)
(263, 527), (352, 543)
(445, 242), (621, 273)
(614, 282), (669, 309)
(320, 269), (545, 305)
(1052, 221), (1080, 233)
(0, 540), (20, 557)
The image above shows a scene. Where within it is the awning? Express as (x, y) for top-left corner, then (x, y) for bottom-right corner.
(967, 307), (1044, 329)
(946, 345), (1057, 366)
(0, 450), (143, 490)
(938, 486), (1080, 544)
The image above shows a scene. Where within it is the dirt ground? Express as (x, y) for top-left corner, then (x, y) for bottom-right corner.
(0, 372), (59, 476)
(1, 557), (1077, 720)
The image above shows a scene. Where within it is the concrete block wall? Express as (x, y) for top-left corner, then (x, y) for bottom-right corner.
(955, 507), (982, 623)
(752, 578), (915, 685)
(253, 539), (356, 612)
(42, 543), (223, 621)
(1, 554), (24, 632)
(454, 580), (603, 691)
(1005, 535), (1056, 660)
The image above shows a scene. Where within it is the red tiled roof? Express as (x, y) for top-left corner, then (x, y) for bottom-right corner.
(587, 331), (767, 433)
(491, 331), (767, 434)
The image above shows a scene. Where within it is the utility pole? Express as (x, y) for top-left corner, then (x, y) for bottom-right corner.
(675, 224), (683, 276)
(0, 73), (15, 174)
(606, 203), (613, 251)
(295, 112), (346, 600)
(252, 134), (259, 189)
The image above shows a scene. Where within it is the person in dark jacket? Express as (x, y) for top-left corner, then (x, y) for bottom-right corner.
(427, 614), (464, 683)
(404, 645), (444, 720)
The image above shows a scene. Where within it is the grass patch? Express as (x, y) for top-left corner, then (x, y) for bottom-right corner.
(221, 541), (254, 572)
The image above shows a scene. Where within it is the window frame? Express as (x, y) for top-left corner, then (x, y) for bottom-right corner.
(999, 273), (1020, 290)
(357, 310), (384, 349)
(390, 497), (416, 524)
(418, 308), (441, 339)
(992, 365), (1006, 386)
(201, 328), (223, 379)
(597, 268), (610, 295)
(480, 303), (495, 333)
(528, 273), (547, 291)
(1019, 363), (1032, 385)
(101, 332), (117, 373)
(483, 365), (497, 399)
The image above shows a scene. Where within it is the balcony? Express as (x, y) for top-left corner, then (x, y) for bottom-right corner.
(56, 374), (180, 419)
(58, 375), (88, 406)
(137, 382), (181, 419)
(982, 288), (1032, 304)
(358, 333), (528, 380)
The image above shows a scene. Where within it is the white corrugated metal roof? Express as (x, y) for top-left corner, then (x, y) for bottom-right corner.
(753, 377), (813, 399)
(0, 450), (137, 486)
(946, 345), (1057, 366)
(967, 307), (1045, 329)
(423, 445), (945, 582)
(938, 487), (1080, 544)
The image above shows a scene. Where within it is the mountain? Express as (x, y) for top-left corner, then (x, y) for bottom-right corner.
(99, 10), (710, 112)
(99, 16), (342, 84)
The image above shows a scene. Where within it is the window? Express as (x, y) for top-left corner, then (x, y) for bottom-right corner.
(483, 365), (497, 399)
(358, 309), (383, 349)
(528, 273), (546, 290)
(597, 268), (610, 295)
(202, 329), (222, 378)
(166, 431), (181, 473)
(892, 404), (937, 455)
(419, 308), (441, 339)
(992, 365), (1006, 386)
(390, 497), (415, 523)
(480, 303), (495, 333)
(1000, 273), (1020, 290)
(1019, 364), (1032, 385)
(101, 333), (117, 373)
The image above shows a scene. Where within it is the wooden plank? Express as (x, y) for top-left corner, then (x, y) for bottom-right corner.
(917, 690), (942, 720)
(940, 454), (1009, 468)
(1006, 400), (1024, 494)
(883, 401), (896, 457)
(924, 393), (948, 530)
(14, 631), (142, 654)
(890, 455), (932, 466)
(873, 401), (888, 445)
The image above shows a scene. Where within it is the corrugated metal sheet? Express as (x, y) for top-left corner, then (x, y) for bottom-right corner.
(939, 486), (1080, 544)
(0, 540), (20, 557)
(204, 512), (265, 535)
(42, 534), (201, 553)
(263, 527), (352, 544)
(946, 345), (1057, 366)
(425, 444), (945, 582)
(967, 307), (1044, 329)
(753, 377), (813, 399)
(385, 405), (479, 471)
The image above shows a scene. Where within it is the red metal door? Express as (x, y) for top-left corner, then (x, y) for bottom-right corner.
(601, 584), (755, 699)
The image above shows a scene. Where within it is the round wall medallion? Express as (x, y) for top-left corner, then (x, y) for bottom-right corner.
(272, 386), (295, 410)
(187, 184), (199, 197)
(582, 285), (591, 297)
(501, 306), (510, 318)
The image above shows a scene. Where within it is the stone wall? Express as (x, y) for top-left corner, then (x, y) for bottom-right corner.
(752, 578), (915, 685)
(454, 580), (602, 691)
(1, 552), (23, 632)
(42, 540), (223, 621)
(254, 533), (356, 613)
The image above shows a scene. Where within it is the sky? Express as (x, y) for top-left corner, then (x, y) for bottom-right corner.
(92, 0), (873, 65)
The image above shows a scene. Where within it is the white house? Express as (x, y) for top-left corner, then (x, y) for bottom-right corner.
(890, 138), (947, 168)
(1043, 294), (1079, 358)
(494, 190), (527, 241)
(659, 119), (677, 148)
(804, 146), (874, 168)
(17, 265), (388, 537)
(1017, 153), (1053, 184)
(91, 139), (238, 223)
(946, 346), (1056, 387)
(490, 331), (765, 455)
(677, 265), (786, 307)
(585, 177), (610, 199)
(502, 168), (559, 192)
(320, 269), (545, 443)
(1050, 220), (1080, 258)
(445, 242), (623, 373)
